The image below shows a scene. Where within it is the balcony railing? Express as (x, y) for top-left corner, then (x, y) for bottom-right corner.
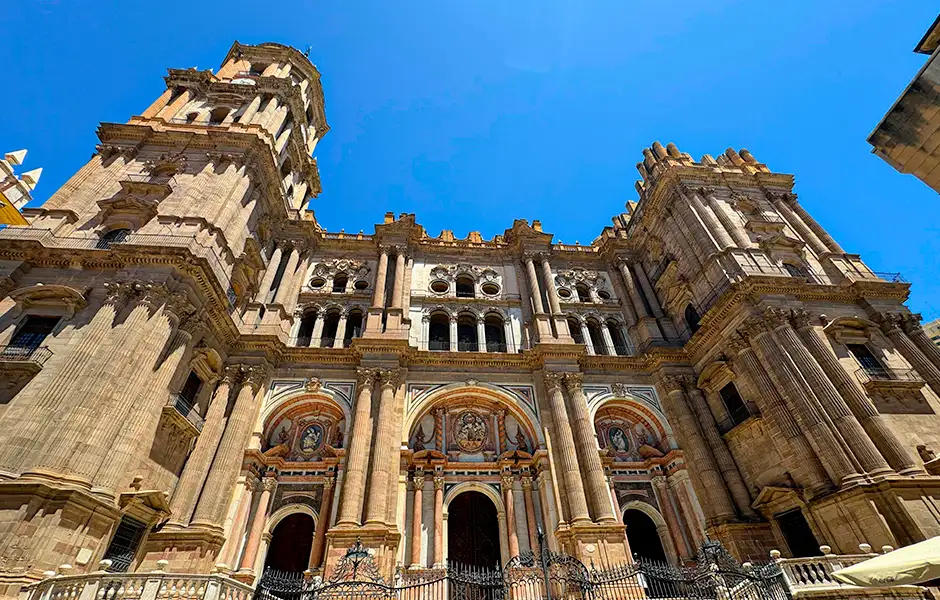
(587, 343), (635, 357)
(0, 344), (53, 366)
(167, 394), (205, 432)
(855, 366), (923, 386)
(424, 339), (528, 353)
(872, 271), (907, 283)
(455, 290), (475, 298)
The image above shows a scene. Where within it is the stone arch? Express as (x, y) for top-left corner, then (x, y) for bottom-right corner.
(443, 482), (509, 566)
(590, 394), (674, 447)
(621, 500), (677, 563)
(260, 387), (351, 456)
(261, 503), (317, 574)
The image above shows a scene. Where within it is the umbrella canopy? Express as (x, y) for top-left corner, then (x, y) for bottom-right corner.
(832, 537), (940, 587)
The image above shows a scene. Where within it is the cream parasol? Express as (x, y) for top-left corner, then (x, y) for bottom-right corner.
(831, 537), (940, 587)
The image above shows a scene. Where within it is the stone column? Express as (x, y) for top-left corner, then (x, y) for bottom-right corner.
(563, 374), (616, 523)
(273, 245), (301, 306)
(496, 410), (508, 454)
(449, 316), (458, 352)
(703, 187), (750, 248)
(502, 473), (520, 558)
(879, 314), (940, 398)
(608, 473), (622, 524)
(658, 375), (737, 522)
(410, 471), (425, 568)
(650, 477), (683, 563)
(725, 333), (832, 494)
(632, 262), (664, 318)
(433, 475), (445, 567)
(477, 319), (487, 352)
(391, 249), (406, 308)
(256, 244), (284, 303)
(309, 476), (335, 571)
(169, 367), (240, 525)
(192, 366), (269, 528)
(743, 318), (861, 486)
(364, 368), (401, 525)
(684, 385), (758, 518)
(142, 88), (176, 118)
(792, 311), (916, 474)
(676, 193), (722, 254)
(523, 256), (545, 315)
(687, 187), (734, 249)
(579, 321), (596, 354)
(543, 372), (591, 524)
(221, 478), (256, 567)
(238, 476), (277, 574)
(311, 314), (325, 347)
(902, 314), (940, 375)
(238, 96), (263, 124)
(282, 246), (310, 315)
(601, 323), (617, 355)
(788, 195), (844, 253)
(772, 195), (828, 256)
(618, 261), (648, 319)
(336, 368), (376, 527)
(503, 319), (514, 351)
(771, 310), (891, 476)
(372, 247), (390, 309)
(540, 258), (563, 316)
(333, 312), (349, 349)
(521, 475), (540, 555)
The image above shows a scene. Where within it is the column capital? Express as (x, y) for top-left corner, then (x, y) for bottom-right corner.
(520, 475), (533, 490)
(356, 367), (377, 389)
(900, 313), (924, 335)
(177, 309), (206, 337)
(378, 368), (402, 390)
(725, 331), (753, 354)
(501, 473), (516, 489)
(244, 365), (270, 390)
(261, 476), (278, 492)
(660, 374), (692, 394)
(788, 308), (820, 330)
(164, 290), (196, 319)
(433, 475), (445, 490)
(692, 185), (717, 197)
(412, 471), (425, 488)
(221, 364), (243, 386)
(102, 281), (136, 307)
(378, 244), (393, 256)
(873, 312), (905, 334)
(543, 370), (565, 392)
(562, 372), (584, 392)
(136, 281), (172, 311)
(322, 476), (335, 491)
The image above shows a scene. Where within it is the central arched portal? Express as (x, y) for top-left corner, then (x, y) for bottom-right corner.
(264, 513), (315, 572)
(623, 509), (667, 562)
(447, 491), (500, 568)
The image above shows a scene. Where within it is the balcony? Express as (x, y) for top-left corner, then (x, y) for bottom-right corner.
(161, 394), (205, 437)
(855, 366), (924, 393)
(0, 344), (52, 367)
(425, 339), (527, 353)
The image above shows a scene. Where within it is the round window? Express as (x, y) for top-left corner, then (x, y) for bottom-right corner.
(430, 280), (449, 294)
(354, 280), (369, 290)
(309, 277), (326, 288)
(557, 288), (572, 299)
(480, 282), (500, 296)
(597, 290), (611, 300)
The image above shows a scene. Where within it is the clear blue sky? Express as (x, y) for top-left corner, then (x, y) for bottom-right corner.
(4, 1), (939, 315)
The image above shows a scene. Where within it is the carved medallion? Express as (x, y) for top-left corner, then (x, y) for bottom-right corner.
(300, 423), (324, 453)
(454, 410), (487, 453)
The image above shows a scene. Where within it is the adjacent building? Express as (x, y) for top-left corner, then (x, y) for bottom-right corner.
(3, 41), (940, 598)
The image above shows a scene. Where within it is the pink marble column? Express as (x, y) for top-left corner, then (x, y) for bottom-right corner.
(410, 471), (425, 568)
(521, 475), (540, 555)
(221, 478), (256, 567)
(308, 476), (335, 571)
(238, 476), (276, 575)
(433, 475), (444, 567)
(502, 473), (520, 558)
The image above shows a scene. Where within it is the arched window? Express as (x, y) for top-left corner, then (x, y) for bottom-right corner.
(343, 310), (364, 347)
(296, 311), (317, 347)
(332, 274), (348, 293)
(456, 314), (478, 352)
(208, 107), (230, 125)
(607, 320), (631, 356)
(567, 317), (584, 344)
(576, 283), (591, 303)
(455, 276), (475, 298)
(320, 310), (340, 348)
(587, 319), (607, 355)
(685, 304), (701, 334)
(428, 313), (450, 351)
(96, 228), (130, 249)
(484, 314), (506, 352)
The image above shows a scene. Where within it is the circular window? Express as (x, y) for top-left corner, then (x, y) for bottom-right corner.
(309, 277), (326, 288)
(480, 282), (500, 296)
(557, 288), (572, 299)
(430, 280), (449, 294)
(354, 280), (369, 290)
(597, 290), (611, 300)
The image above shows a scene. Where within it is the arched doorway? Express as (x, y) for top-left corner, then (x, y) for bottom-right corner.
(623, 509), (667, 562)
(264, 513), (315, 572)
(447, 491), (500, 568)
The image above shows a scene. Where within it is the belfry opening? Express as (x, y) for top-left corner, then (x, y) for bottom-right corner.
(447, 491), (500, 568)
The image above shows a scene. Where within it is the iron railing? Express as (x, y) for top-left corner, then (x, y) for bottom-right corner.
(424, 339), (528, 353)
(167, 394), (205, 432)
(0, 344), (53, 365)
(872, 271), (907, 283)
(855, 366), (923, 385)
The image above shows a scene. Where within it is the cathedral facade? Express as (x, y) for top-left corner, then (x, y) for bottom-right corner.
(3, 41), (940, 597)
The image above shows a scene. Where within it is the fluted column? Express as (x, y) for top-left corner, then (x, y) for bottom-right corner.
(336, 368), (376, 527)
(617, 261), (648, 319)
(601, 323), (617, 355)
(410, 471), (425, 568)
(273, 245), (301, 306)
(676, 196), (720, 255)
(650, 477), (683, 562)
(502, 473), (520, 558)
(543, 372), (591, 524)
(540, 258), (563, 316)
(238, 96), (263, 124)
(687, 187), (734, 249)
(309, 476), (335, 571)
(771, 310), (890, 476)
(372, 247), (390, 309)
(725, 333), (832, 494)
(449, 316), (458, 352)
(702, 187), (750, 248)
(220, 478), (255, 567)
(257, 244), (285, 303)
(743, 319), (860, 486)
(792, 311), (916, 474)
(169, 367), (239, 525)
(477, 319), (487, 352)
(142, 88), (175, 118)
(192, 366), (269, 528)
(521, 475), (540, 555)
(364, 368), (400, 525)
(685, 386), (758, 517)
(579, 321), (595, 354)
(879, 314), (940, 398)
(788, 195), (844, 253)
(563, 374), (616, 523)
(391, 249), (406, 308)
(238, 476), (276, 574)
(772, 195), (828, 256)
(902, 314), (940, 375)
(632, 263), (664, 318)
(333, 312), (349, 349)
(658, 375), (737, 522)
(523, 256), (545, 315)
(433, 475), (444, 567)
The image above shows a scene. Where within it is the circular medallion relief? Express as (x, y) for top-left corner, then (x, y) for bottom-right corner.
(608, 426), (629, 454)
(454, 410), (488, 453)
(300, 423), (324, 453)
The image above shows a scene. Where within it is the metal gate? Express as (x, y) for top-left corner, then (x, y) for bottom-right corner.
(254, 537), (791, 600)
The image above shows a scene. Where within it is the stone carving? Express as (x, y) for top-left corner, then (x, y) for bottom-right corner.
(609, 426), (629, 453)
(305, 377), (323, 392)
(413, 424), (427, 451)
(917, 444), (936, 463)
(514, 426), (528, 452)
(143, 152), (188, 175)
(453, 410), (487, 453)
(300, 423), (324, 453)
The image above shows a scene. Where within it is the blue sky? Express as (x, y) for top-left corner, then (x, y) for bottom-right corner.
(4, 1), (939, 315)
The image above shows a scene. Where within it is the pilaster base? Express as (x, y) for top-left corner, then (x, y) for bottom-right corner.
(323, 526), (402, 581)
(138, 526), (227, 573)
(554, 521), (628, 567)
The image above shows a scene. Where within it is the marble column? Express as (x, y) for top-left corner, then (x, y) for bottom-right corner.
(687, 187), (734, 249)
(521, 475), (540, 555)
(433, 475), (444, 567)
(192, 366), (269, 528)
(364, 368), (400, 525)
(726, 333), (832, 494)
(879, 314), (940, 398)
(543, 372), (591, 524)
(685, 386), (758, 518)
(309, 476), (335, 571)
(257, 244), (284, 303)
(702, 187), (750, 248)
(410, 471), (425, 568)
(333, 312), (349, 349)
(221, 478), (256, 567)
(238, 476), (276, 574)
(772, 311), (890, 476)
(579, 321), (596, 354)
(391, 249), (406, 308)
(793, 311), (916, 474)
(169, 367), (239, 525)
(372, 247), (390, 309)
(772, 195), (828, 256)
(449, 316), (458, 352)
(502, 473), (520, 558)
(658, 375), (737, 522)
(563, 374), (616, 523)
(523, 256), (545, 315)
(477, 319), (487, 352)
(336, 368), (376, 527)
(632, 263), (664, 318)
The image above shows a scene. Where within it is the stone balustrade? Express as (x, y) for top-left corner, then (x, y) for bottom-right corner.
(18, 561), (253, 600)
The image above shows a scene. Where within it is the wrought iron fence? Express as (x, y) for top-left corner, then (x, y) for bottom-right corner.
(0, 344), (53, 365)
